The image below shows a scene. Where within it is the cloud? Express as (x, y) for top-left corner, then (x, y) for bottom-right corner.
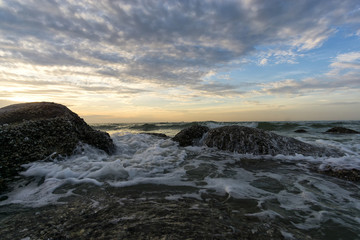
(1, 0), (359, 92)
(261, 77), (360, 95)
(192, 82), (245, 96)
(259, 58), (268, 65)
(259, 51), (360, 95)
(329, 51), (360, 73)
(322, 101), (360, 105)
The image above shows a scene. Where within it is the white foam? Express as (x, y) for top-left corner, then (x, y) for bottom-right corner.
(281, 230), (295, 240)
(1, 135), (188, 207)
(201, 169), (270, 200)
(0, 178), (73, 207)
(1, 128), (359, 236)
(165, 193), (202, 201)
(205, 121), (258, 129)
(245, 209), (283, 220)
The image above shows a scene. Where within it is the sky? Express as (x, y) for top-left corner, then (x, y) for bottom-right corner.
(1, 0), (360, 123)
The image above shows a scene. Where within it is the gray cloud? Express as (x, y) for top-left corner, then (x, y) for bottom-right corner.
(261, 76), (360, 95)
(192, 82), (245, 96)
(0, 0), (359, 93)
(322, 101), (360, 105)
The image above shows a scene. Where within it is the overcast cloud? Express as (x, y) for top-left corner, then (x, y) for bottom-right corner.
(1, 0), (360, 121)
(1, 0), (359, 91)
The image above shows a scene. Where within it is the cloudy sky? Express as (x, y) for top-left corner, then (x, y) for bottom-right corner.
(1, 0), (360, 122)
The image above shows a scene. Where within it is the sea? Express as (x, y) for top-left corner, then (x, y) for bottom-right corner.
(0, 121), (360, 239)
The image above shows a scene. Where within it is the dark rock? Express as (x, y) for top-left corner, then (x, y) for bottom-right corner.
(294, 129), (307, 133)
(325, 127), (359, 134)
(0, 102), (77, 124)
(319, 166), (360, 182)
(0, 102), (115, 191)
(172, 124), (209, 147)
(0, 192), (292, 240)
(142, 132), (169, 138)
(204, 125), (342, 157)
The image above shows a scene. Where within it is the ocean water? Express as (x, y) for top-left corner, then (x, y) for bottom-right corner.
(0, 121), (360, 239)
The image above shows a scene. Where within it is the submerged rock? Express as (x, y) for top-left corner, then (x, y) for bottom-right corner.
(294, 129), (307, 133)
(0, 102), (115, 191)
(172, 124), (209, 147)
(142, 132), (169, 138)
(0, 190), (292, 240)
(318, 166), (360, 182)
(325, 127), (359, 134)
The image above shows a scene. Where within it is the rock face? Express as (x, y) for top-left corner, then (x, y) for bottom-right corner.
(0, 102), (115, 191)
(325, 127), (359, 134)
(172, 124), (209, 147)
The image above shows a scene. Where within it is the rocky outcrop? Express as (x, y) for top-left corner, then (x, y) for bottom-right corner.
(325, 127), (359, 134)
(173, 125), (342, 157)
(172, 124), (209, 147)
(0, 102), (115, 191)
(204, 126), (340, 157)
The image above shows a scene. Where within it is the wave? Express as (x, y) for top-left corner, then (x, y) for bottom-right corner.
(309, 122), (342, 129)
(91, 123), (130, 131)
(129, 123), (161, 131)
(92, 121), (360, 137)
(93, 122), (207, 133)
(256, 122), (301, 131)
(127, 121), (259, 131)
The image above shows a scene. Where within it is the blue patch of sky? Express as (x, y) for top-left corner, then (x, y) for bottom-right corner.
(210, 29), (360, 90)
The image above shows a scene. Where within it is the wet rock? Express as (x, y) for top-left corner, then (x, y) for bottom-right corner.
(0, 102), (115, 191)
(325, 127), (359, 134)
(0, 191), (291, 240)
(319, 166), (360, 182)
(142, 132), (169, 138)
(294, 129), (307, 133)
(204, 125), (341, 157)
(172, 124), (209, 147)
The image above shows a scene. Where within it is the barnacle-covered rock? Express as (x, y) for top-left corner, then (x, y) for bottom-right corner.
(0, 102), (115, 191)
(204, 125), (342, 157)
(172, 124), (209, 147)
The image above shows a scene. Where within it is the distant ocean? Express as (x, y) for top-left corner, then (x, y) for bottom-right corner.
(1, 121), (359, 239)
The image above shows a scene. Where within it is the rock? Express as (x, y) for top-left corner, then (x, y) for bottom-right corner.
(325, 127), (359, 134)
(142, 132), (169, 138)
(204, 125), (341, 157)
(0, 102), (115, 191)
(319, 166), (360, 182)
(294, 129), (307, 133)
(172, 124), (209, 147)
(0, 193), (293, 240)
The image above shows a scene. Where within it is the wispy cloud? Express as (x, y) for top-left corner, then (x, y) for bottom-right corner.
(258, 51), (360, 95)
(1, 0), (360, 121)
(1, 0), (358, 90)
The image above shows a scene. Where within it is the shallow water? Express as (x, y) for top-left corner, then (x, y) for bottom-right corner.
(0, 121), (359, 239)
